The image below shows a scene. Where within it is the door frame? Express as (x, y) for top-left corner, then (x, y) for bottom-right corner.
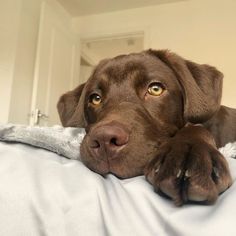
(79, 26), (151, 85)
(79, 26), (151, 61)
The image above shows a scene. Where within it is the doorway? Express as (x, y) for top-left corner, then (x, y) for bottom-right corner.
(79, 34), (144, 84)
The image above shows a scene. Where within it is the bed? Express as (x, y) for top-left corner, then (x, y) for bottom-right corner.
(0, 125), (236, 236)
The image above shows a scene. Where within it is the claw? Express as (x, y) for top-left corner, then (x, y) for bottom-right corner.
(185, 170), (191, 177)
(155, 166), (160, 173)
(213, 167), (220, 178)
(184, 170), (191, 181)
(176, 170), (182, 178)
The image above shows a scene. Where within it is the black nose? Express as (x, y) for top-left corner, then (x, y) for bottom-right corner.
(89, 123), (129, 159)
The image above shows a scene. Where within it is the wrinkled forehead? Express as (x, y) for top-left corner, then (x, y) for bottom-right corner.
(87, 53), (176, 91)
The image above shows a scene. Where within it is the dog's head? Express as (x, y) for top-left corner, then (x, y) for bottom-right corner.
(57, 50), (223, 178)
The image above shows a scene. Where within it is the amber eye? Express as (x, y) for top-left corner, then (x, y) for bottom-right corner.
(89, 94), (102, 105)
(147, 82), (165, 96)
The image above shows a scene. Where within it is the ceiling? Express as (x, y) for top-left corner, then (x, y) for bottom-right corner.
(57, 0), (187, 17)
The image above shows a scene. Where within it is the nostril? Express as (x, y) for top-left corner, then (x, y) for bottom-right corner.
(110, 135), (128, 147)
(90, 140), (100, 149)
(110, 137), (118, 146)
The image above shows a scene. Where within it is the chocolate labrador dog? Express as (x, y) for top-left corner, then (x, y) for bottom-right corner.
(57, 49), (236, 206)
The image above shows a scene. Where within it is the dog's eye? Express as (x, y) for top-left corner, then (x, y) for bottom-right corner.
(89, 94), (102, 105)
(147, 82), (165, 96)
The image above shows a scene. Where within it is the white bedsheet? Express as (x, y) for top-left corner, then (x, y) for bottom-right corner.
(0, 142), (236, 236)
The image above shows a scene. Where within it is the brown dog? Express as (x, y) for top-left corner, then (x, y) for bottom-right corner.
(57, 49), (236, 206)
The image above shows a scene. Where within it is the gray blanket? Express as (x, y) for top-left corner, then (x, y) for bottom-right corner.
(0, 124), (85, 160)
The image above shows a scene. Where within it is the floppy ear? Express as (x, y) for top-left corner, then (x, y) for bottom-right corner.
(148, 49), (223, 123)
(57, 83), (87, 127)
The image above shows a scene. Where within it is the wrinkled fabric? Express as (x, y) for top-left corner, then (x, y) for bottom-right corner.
(0, 142), (236, 236)
(0, 124), (85, 160)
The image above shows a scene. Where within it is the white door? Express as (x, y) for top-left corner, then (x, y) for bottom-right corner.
(30, 1), (80, 126)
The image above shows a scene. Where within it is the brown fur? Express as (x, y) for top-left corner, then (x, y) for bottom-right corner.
(57, 50), (235, 205)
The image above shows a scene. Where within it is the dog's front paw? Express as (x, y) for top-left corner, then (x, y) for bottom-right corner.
(145, 126), (233, 206)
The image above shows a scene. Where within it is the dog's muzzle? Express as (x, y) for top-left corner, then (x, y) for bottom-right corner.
(88, 122), (130, 160)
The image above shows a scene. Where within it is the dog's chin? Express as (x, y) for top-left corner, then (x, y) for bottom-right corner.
(80, 145), (147, 179)
(81, 154), (145, 179)
(108, 158), (145, 179)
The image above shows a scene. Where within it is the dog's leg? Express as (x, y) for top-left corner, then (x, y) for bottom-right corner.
(145, 124), (232, 206)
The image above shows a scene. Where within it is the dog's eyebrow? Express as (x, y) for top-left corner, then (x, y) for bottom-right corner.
(87, 75), (110, 95)
(132, 69), (150, 89)
(98, 77), (110, 92)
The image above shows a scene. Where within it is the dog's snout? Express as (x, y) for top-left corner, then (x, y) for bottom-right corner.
(89, 124), (129, 159)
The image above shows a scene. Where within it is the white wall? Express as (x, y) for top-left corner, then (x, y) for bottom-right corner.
(8, 0), (43, 124)
(0, 0), (22, 123)
(73, 0), (236, 108)
(0, 0), (44, 124)
(80, 65), (94, 84)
